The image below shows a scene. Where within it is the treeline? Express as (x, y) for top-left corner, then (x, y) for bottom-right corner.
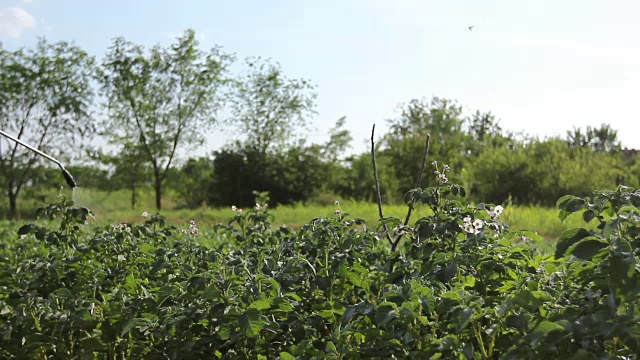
(1, 30), (639, 218)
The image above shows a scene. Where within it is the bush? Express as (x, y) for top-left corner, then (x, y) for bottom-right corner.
(0, 168), (638, 358)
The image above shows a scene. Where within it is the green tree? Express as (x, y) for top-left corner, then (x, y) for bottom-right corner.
(228, 57), (317, 154)
(99, 29), (233, 210)
(304, 117), (354, 198)
(465, 110), (510, 156)
(383, 97), (468, 197)
(319, 116), (353, 163)
(0, 39), (96, 218)
(566, 123), (621, 152)
(94, 143), (151, 209)
(470, 137), (627, 205)
(167, 156), (215, 208)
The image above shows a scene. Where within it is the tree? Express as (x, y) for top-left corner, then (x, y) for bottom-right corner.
(383, 97), (468, 196)
(166, 156), (215, 208)
(228, 57), (317, 154)
(319, 116), (353, 163)
(465, 110), (509, 157)
(566, 123), (621, 152)
(0, 39), (96, 218)
(94, 143), (151, 209)
(100, 29), (233, 210)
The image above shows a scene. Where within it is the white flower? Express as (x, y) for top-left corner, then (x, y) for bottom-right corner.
(335, 209), (342, 215)
(334, 200), (340, 206)
(237, 209), (243, 213)
(141, 211), (149, 217)
(473, 219), (483, 230)
(431, 160), (437, 166)
(255, 203), (262, 211)
(443, 164), (450, 172)
(489, 205), (504, 219)
(460, 216), (480, 234)
(231, 205), (237, 212)
(494, 205), (504, 216)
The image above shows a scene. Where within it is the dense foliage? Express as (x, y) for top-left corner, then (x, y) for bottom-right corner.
(1, 171), (638, 359)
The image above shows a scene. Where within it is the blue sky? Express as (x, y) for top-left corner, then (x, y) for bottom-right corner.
(2, 0), (640, 156)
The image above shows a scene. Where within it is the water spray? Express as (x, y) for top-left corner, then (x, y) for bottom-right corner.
(0, 129), (77, 188)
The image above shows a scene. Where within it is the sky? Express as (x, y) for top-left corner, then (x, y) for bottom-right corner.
(2, 0), (640, 157)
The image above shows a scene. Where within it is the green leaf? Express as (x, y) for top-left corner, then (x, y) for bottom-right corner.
(555, 228), (590, 259)
(239, 308), (264, 338)
(218, 324), (232, 340)
(567, 349), (593, 360)
(529, 320), (565, 345)
(378, 216), (402, 229)
(121, 318), (142, 337)
(608, 253), (636, 286)
(375, 305), (396, 326)
(557, 195), (586, 221)
(249, 298), (272, 310)
(567, 238), (608, 260)
(81, 337), (104, 352)
(442, 262), (458, 283)
(404, 189), (423, 208)
(284, 292), (302, 301)
(440, 334), (459, 350)
(52, 287), (74, 299)
(603, 218), (620, 238)
(346, 271), (364, 288)
(279, 352), (295, 360)
(452, 307), (474, 332)
(325, 341), (338, 355)
(342, 306), (357, 324)
(17, 223), (47, 240)
(512, 290), (543, 311)
(582, 209), (599, 223)
(517, 230), (544, 242)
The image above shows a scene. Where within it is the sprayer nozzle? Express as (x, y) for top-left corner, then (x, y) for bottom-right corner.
(62, 168), (77, 188)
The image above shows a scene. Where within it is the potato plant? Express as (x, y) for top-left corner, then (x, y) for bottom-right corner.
(0, 171), (639, 359)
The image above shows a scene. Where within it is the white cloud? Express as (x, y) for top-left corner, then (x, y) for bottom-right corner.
(20, 0), (33, 4)
(0, 7), (35, 38)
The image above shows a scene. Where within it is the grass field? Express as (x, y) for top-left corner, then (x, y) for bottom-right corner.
(4, 186), (594, 243)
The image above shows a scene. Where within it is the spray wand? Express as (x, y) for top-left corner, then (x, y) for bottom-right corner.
(0, 129), (77, 188)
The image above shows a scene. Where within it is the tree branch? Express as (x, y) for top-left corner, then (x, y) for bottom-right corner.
(161, 88), (205, 181)
(392, 134), (431, 250)
(371, 124), (394, 246)
(128, 96), (155, 165)
(388, 133), (431, 272)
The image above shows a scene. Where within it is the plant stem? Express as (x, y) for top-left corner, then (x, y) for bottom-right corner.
(370, 124), (394, 247)
(474, 321), (489, 359)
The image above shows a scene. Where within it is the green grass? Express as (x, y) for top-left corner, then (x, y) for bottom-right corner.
(9, 186), (593, 242)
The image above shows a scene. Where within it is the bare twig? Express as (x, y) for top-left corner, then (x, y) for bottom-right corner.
(389, 133), (431, 273)
(393, 134), (431, 251)
(371, 124), (394, 246)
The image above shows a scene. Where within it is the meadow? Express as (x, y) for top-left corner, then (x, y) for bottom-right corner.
(9, 186), (593, 243)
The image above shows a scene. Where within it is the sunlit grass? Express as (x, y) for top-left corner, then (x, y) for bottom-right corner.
(12, 187), (596, 242)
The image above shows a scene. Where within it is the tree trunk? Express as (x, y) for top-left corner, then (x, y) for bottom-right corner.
(131, 181), (137, 210)
(154, 174), (162, 210)
(8, 191), (18, 219)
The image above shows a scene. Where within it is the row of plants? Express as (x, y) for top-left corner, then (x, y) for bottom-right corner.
(0, 166), (639, 358)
